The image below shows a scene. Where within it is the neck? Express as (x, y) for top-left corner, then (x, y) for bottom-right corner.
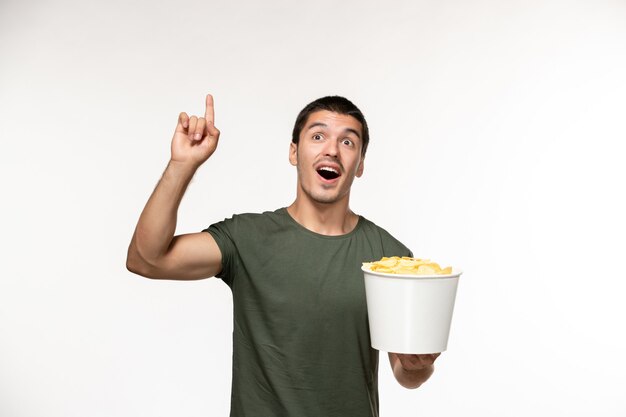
(287, 194), (359, 236)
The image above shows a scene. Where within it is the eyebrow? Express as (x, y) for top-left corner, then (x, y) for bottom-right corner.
(305, 122), (361, 139)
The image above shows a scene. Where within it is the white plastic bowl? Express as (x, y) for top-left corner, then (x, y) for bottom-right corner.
(362, 266), (462, 354)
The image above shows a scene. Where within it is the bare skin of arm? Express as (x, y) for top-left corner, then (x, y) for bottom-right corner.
(388, 352), (441, 389)
(126, 94), (222, 280)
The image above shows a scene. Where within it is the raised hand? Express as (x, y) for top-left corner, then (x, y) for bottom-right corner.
(170, 94), (221, 168)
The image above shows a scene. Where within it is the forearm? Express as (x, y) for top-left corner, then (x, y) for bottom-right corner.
(128, 160), (196, 267)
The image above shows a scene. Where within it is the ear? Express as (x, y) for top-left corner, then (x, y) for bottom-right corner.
(289, 142), (298, 166)
(356, 156), (365, 178)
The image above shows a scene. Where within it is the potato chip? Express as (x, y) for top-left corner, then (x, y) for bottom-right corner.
(363, 256), (454, 275)
(440, 266), (452, 274)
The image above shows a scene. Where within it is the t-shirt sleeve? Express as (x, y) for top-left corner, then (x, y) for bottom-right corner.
(394, 243), (412, 258)
(202, 217), (237, 287)
(380, 227), (413, 258)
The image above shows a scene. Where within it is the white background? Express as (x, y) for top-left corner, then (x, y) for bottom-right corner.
(1, 0), (625, 416)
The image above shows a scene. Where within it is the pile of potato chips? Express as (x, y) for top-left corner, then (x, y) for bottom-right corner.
(363, 256), (453, 275)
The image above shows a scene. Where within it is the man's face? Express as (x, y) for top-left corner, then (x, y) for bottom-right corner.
(289, 110), (365, 205)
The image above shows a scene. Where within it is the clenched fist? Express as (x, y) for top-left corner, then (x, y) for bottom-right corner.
(389, 352), (441, 388)
(170, 94), (221, 169)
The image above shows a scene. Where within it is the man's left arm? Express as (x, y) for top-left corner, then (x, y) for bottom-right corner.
(388, 352), (441, 389)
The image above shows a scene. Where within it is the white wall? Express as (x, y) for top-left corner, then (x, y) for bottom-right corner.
(1, 0), (625, 416)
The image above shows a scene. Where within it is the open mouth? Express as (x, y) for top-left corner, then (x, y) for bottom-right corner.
(316, 166), (341, 181)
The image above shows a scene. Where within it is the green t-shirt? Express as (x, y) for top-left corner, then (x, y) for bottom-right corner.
(205, 207), (411, 417)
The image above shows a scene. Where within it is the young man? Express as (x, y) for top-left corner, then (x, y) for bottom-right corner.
(126, 94), (440, 417)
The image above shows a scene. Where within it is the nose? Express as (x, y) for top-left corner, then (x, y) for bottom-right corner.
(324, 137), (339, 157)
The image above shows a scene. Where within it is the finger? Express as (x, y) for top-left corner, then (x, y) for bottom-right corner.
(418, 354), (438, 366)
(188, 116), (198, 139)
(207, 122), (220, 138)
(403, 354), (438, 370)
(177, 112), (189, 132)
(205, 94), (215, 125)
(413, 355), (426, 367)
(195, 117), (206, 141)
(420, 353), (439, 365)
(399, 354), (420, 369)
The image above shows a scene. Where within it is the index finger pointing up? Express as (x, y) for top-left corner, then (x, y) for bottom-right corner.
(205, 94), (215, 125)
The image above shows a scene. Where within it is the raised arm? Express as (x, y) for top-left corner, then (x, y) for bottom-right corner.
(126, 94), (222, 280)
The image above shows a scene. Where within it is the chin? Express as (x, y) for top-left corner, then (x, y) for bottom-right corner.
(308, 190), (347, 205)
(298, 177), (350, 205)
(312, 196), (340, 205)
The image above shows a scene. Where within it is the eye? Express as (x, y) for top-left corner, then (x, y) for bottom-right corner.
(312, 133), (323, 141)
(342, 138), (354, 147)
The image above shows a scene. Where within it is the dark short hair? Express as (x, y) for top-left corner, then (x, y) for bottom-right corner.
(291, 96), (370, 156)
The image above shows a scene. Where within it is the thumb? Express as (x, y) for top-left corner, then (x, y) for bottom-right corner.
(176, 112), (189, 133)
